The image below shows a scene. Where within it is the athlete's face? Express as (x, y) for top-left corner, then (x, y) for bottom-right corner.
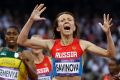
(30, 35), (43, 54)
(57, 14), (76, 36)
(5, 28), (18, 46)
(108, 60), (120, 79)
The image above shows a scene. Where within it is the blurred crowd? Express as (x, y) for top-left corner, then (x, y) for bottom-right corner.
(0, 9), (120, 80)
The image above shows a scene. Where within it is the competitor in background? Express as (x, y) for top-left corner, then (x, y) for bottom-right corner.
(17, 4), (116, 80)
(30, 35), (53, 80)
(0, 26), (37, 80)
(103, 58), (120, 80)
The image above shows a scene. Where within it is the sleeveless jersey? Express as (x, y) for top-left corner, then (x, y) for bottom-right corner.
(51, 39), (83, 77)
(0, 47), (27, 80)
(36, 56), (52, 80)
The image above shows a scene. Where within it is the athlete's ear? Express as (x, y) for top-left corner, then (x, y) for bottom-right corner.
(56, 27), (60, 32)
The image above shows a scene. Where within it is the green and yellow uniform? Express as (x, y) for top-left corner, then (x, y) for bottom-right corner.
(0, 47), (27, 80)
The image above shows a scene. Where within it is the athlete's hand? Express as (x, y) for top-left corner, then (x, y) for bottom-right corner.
(18, 52), (23, 59)
(98, 14), (113, 34)
(30, 4), (46, 21)
(18, 52), (27, 63)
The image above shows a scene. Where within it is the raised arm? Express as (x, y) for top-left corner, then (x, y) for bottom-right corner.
(82, 14), (116, 57)
(17, 4), (49, 49)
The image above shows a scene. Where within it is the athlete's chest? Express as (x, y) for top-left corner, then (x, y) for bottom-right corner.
(52, 39), (83, 59)
(52, 44), (82, 59)
(0, 47), (22, 58)
(36, 57), (52, 75)
(36, 57), (52, 80)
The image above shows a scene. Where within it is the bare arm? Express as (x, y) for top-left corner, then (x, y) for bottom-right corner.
(17, 4), (50, 49)
(80, 40), (111, 57)
(21, 50), (38, 80)
(98, 14), (116, 57)
(81, 14), (116, 57)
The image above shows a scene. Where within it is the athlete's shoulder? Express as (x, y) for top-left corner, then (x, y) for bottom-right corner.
(79, 39), (92, 51)
(79, 39), (92, 44)
(49, 39), (56, 50)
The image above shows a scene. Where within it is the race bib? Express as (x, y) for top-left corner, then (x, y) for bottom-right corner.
(0, 67), (19, 79)
(52, 57), (83, 76)
(38, 76), (51, 80)
(56, 62), (80, 74)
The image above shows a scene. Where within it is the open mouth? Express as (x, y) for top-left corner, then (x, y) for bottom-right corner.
(9, 40), (15, 43)
(64, 26), (70, 30)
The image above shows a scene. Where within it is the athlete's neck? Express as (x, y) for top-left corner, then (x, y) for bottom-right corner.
(6, 45), (18, 52)
(33, 52), (44, 64)
(61, 35), (74, 46)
